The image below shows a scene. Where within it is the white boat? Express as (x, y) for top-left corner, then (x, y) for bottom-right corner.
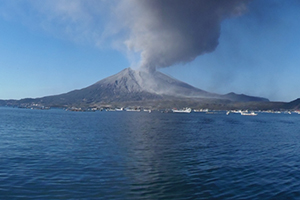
(194, 109), (208, 113)
(125, 108), (140, 112)
(172, 108), (192, 113)
(241, 111), (257, 116)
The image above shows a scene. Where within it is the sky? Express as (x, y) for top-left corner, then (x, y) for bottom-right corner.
(0, 0), (300, 102)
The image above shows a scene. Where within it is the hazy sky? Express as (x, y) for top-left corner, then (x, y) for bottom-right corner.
(0, 0), (299, 102)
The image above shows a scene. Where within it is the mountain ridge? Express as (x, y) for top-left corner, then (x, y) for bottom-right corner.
(0, 68), (273, 108)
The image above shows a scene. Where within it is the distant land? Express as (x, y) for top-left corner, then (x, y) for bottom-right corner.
(0, 68), (299, 110)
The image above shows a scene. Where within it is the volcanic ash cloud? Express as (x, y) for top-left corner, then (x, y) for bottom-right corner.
(116, 0), (250, 71)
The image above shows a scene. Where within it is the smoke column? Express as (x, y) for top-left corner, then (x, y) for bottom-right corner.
(1, 0), (250, 72)
(116, 0), (250, 71)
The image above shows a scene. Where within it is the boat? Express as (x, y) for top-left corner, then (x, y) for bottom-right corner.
(125, 108), (140, 112)
(172, 108), (192, 113)
(241, 111), (257, 116)
(193, 109), (209, 113)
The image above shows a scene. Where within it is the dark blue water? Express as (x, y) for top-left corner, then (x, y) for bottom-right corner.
(1, 107), (300, 199)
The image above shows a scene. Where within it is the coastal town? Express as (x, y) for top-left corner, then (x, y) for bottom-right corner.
(10, 103), (300, 116)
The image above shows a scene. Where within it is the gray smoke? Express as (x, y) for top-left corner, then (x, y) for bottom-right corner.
(1, 0), (250, 72)
(116, 0), (250, 71)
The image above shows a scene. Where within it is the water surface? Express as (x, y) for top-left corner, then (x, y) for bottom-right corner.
(1, 107), (300, 199)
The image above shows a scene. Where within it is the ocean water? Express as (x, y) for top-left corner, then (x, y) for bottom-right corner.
(1, 107), (300, 199)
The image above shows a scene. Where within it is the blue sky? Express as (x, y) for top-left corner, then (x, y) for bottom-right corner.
(0, 0), (299, 102)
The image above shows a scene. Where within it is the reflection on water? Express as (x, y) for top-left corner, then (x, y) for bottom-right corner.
(1, 107), (300, 199)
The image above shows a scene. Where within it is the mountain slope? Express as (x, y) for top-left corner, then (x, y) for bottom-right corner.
(7, 68), (269, 107)
(221, 92), (269, 102)
(92, 68), (215, 98)
(285, 98), (300, 109)
(36, 68), (218, 105)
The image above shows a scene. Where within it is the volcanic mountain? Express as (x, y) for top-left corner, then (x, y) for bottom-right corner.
(8, 68), (269, 108)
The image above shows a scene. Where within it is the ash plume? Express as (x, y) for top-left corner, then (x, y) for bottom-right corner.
(116, 0), (250, 71)
(0, 0), (250, 72)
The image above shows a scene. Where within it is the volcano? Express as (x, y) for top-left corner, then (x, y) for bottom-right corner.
(8, 68), (269, 108)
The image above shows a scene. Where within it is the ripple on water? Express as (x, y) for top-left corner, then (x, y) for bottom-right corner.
(1, 108), (300, 199)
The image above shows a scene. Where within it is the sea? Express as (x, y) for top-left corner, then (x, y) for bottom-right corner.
(1, 107), (300, 199)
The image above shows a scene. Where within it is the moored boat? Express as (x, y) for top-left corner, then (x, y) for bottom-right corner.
(172, 108), (192, 113)
(241, 111), (257, 116)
